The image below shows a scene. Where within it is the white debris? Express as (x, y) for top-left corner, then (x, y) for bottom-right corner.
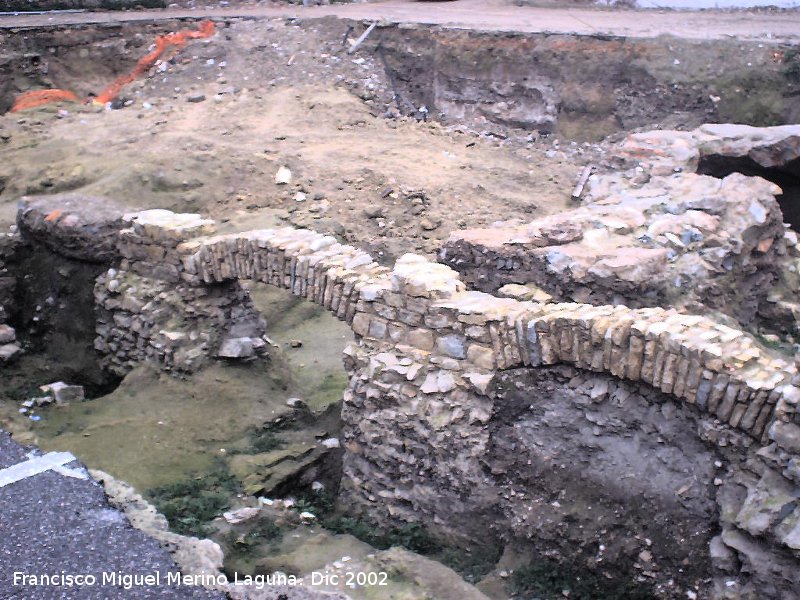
(275, 166), (292, 185)
(223, 506), (260, 524)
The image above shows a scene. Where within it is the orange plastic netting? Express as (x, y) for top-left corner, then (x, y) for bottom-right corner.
(10, 20), (216, 113)
(9, 89), (81, 112)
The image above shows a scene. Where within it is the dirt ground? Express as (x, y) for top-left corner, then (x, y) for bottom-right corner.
(3, 0), (800, 42)
(0, 17), (591, 263)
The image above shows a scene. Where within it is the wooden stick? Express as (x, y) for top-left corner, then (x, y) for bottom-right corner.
(348, 21), (378, 55)
(571, 164), (596, 202)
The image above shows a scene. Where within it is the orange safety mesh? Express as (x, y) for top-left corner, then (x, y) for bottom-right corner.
(10, 20), (216, 113)
(10, 89), (80, 113)
(95, 20), (215, 104)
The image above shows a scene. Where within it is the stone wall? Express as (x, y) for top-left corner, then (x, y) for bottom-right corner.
(616, 123), (800, 177)
(341, 356), (800, 598)
(8, 193), (800, 599)
(441, 171), (788, 324)
(441, 124), (800, 328)
(14, 197), (267, 374)
(0, 225), (20, 363)
(93, 269), (266, 375)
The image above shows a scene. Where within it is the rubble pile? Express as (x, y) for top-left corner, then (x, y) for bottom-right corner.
(443, 172), (787, 322)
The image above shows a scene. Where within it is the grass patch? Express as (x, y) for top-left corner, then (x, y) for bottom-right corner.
(320, 514), (508, 584)
(307, 372), (350, 410)
(223, 517), (283, 558)
(249, 429), (282, 453)
(323, 517), (441, 555)
(292, 490), (337, 517)
(147, 459), (238, 537)
(439, 544), (503, 584)
(509, 558), (655, 600)
(228, 427), (284, 455)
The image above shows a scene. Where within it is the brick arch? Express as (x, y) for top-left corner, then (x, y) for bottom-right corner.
(177, 228), (391, 324)
(119, 209), (798, 444)
(430, 293), (796, 442)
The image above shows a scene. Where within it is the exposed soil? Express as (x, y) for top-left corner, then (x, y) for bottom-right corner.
(4, 14), (798, 261)
(0, 17), (592, 265)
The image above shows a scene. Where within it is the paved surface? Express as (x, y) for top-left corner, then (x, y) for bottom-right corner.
(0, 431), (225, 600)
(0, 0), (799, 42)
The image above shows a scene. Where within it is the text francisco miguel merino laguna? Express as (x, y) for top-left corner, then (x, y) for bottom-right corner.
(13, 571), (301, 590)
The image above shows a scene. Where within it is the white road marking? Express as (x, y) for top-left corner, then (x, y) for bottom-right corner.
(0, 451), (86, 488)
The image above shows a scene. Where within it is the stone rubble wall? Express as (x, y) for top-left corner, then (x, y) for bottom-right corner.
(340, 353), (800, 599)
(616, 123), (800, 176)
(12, 199), (267, 374)
(92, 209), (270, 374)
(441, 171), (788, 324)
(116, 212), (800, 598)
(93, 269), (266, 375)
(441, 124), (800, 326)
(91, 205), (800, 461)
(0, 226), (20, 362)
(11, 197), (800, 599)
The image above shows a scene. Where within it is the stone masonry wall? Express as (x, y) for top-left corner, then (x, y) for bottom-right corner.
(10, 196), (800, 599)
(0, 225), (20, 363)
(441, 171), (788, 324)
(14, 197), (268, 374)
(93, 269), (266, 375)
(441, 124), (800, 327)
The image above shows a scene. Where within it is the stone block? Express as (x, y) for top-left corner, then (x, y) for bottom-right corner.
(466, 344), (495, 370)
(368, 318), (388, 340)
(351, 313), (371, 337)
(436, 335), (467, 359)
(0, 324), (15, 344)
(217, 337), (255, 358)
(408, 329), (435, 351)
(40, 381), (85, 404)
(769, 421), (800, 453)
(0, 343), (21, 362)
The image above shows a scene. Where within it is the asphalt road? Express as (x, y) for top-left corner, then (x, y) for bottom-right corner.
(0, 431), (226, 600)
(0, 0), (798, 42)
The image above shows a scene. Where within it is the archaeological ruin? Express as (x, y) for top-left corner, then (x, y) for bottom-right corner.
(2, 3), (800, 600)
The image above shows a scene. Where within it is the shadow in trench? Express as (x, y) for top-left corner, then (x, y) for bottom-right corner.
(698, 155), (800, 231)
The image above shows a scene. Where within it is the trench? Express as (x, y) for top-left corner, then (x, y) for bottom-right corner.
(371, 26), (800, 141)
(0, 253), (530, 597)
(3, 16), (800, 139)
(0, 255), (356, 576)
(2, 244), (121, 397)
